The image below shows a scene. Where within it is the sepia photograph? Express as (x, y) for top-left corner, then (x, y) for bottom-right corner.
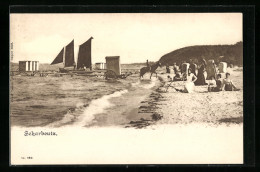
(10, 12), (243, 165)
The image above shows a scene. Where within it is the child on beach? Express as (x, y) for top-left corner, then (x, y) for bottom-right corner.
(222, 73), (239, 91)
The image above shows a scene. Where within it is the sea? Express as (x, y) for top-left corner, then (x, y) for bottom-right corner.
(10, 65), (161, 128)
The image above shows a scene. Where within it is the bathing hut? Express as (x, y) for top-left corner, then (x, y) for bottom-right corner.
(19, 61), (39, 72)
(181, 63), (190, 74)
(105, 56), (121, 75)
(206, 60), (217, 80)
(95, 63), (106, 70)
(219, 62), (227, 73)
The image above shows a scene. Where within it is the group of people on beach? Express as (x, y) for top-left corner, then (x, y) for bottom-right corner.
(208, 73), (239, 92)
(166, 58), (238, 93)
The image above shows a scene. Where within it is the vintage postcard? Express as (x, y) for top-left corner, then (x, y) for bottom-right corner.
(10, 13), (243, 165)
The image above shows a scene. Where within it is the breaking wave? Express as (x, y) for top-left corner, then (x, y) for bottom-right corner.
(48, 89), (128, 127)
(75, 89), (128, 127)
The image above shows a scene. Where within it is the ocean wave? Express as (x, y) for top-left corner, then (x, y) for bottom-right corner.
(49, 89), (128, 127)
(75, 89), (128, 127)
(132, 77), (157, 89)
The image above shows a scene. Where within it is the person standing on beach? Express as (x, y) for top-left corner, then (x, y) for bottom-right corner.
(189, 59), (197, 76)
(194, 59), (207, 86)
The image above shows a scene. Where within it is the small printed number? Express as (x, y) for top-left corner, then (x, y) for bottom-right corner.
(21, 156), (33, 159)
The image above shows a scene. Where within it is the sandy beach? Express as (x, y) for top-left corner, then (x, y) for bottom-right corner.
(126, 66), (243, 128)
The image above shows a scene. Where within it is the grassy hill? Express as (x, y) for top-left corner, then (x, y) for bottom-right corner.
(159, 41), (243, 66)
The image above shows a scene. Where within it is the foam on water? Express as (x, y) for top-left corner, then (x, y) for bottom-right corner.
(48, 89), (129, 127)
(75, 89), (128, 127)
(131, 80), (140, 87)
(141, 81), (156, 89)
(131, 77), (157, 89)
(48, 112), (77, 127)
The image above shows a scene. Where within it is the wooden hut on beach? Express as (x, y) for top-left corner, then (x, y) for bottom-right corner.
(219, 62), (227, 73)
(95, 63), (106, 70)
(19, 61), (39, 72)
(105, 56), (121, 75)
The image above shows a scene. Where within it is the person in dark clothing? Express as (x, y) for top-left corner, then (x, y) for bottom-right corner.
(215, 74), (223, 91)
(146, 59), (151, 71)
(222, 73), (239, 91)
(194, 59), (207, 86)
(208, 74), (222, 92)
(189, 60), (197, 76)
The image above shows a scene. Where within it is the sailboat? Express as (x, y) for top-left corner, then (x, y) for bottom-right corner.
(51, 37), (93, 73)
(77, 37), (93, 70)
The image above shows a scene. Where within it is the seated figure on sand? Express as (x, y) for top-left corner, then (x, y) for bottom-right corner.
(173, 73), (183, 81)
(208, 76), (216, 92)
(183, 68), (197, 93)
(222, 73), (239, 91)
(208, 74), (223, 92)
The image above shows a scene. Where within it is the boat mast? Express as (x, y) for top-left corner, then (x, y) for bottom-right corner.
(63, 46), (66, 68)
(77, 45), (80, 69)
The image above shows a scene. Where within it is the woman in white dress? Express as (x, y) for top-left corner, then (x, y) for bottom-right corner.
(184, 68), (197, 93)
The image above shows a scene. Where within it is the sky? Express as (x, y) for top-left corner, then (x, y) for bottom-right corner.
(10, 13), (242, 64)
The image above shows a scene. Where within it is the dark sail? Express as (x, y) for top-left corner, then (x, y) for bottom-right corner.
(77, 37), (93, 69)
(64, 40), (75, 67)
(51, 48), (64, 65)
